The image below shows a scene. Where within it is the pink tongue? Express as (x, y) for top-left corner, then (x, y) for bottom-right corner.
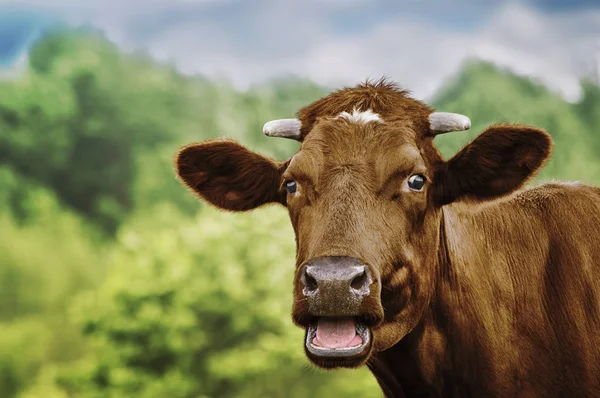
(314, 318), (362, 349)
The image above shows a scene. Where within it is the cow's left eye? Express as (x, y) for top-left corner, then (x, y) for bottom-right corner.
(285, 180), (298, 194)
(407, 174), (425, 191)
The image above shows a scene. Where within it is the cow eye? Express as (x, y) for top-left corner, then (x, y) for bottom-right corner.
(407, 174), (425, 191)
(285, 180), (297, 194)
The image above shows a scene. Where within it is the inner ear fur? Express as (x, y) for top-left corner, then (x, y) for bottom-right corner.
(175, 139), (288, 211)
(433, 123), (554, 206)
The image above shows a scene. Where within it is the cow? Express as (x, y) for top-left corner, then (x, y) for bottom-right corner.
(174, 79), (600, 397)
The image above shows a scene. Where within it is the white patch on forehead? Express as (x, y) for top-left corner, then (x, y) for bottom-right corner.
(559, 180), (583, 187)
(334, 107), (383, 125)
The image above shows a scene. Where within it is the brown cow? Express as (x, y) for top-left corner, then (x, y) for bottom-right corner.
(175, 79), (600, 397)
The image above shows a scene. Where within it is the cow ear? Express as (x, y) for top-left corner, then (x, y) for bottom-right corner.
(433, 124), (553, 206)
(175, 139), (287, 211)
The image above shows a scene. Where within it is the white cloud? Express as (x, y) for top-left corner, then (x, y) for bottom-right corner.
(131, 1), (599, 102)
(468, 2), (600, 101)
(4, 0), (600, 102)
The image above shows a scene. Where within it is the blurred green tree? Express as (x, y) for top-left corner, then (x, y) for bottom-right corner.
(45, 205), (380, 398)
(0, 166), (105, 397)
(432, 60), (600, 185)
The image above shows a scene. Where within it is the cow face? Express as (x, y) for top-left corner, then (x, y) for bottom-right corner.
(175, 81), (552, 370)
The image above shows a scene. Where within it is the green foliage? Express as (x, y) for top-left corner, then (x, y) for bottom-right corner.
(29, 205), (379, 397)
(1, 29), (600, 398)
(0, 167), (105, 397)
(432, 60), (600, 185)
(1, 28), (324, 235)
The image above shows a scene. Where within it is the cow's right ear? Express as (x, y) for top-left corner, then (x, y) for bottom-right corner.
(175, 139), (288, 211)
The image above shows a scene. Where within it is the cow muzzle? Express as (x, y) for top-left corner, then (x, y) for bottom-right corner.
(294, 256), (383, 368)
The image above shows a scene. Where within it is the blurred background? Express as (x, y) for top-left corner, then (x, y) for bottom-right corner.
(0, 0), (599, 397)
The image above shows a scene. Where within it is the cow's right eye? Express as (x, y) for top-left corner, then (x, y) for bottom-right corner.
(285, 180), (297, 194)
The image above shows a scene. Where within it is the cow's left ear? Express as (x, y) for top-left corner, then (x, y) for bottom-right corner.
(433, 124), (554, 206)
(175, 139), (287, 211)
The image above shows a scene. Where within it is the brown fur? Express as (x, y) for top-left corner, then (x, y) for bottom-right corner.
(174, 79), (600, 397)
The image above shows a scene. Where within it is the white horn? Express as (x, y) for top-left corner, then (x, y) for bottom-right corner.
(263, 119), (302, 140)
(428, 112), (471, 134)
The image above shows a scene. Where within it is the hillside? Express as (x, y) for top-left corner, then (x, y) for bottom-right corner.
(432, 60), (600, 185)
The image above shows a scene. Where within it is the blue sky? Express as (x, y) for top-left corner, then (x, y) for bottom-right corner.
(1, 0), (599, 101)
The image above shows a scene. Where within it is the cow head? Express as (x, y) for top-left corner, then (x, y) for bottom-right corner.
(175, 80), (553, 369)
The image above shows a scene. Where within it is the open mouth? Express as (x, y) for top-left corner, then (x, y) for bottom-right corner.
(305, 316), (371, 358)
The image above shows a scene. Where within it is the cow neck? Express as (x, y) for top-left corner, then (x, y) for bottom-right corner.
(366, 355), (407, 398)
(436, 206), (456, 291)
(366, 208), (451, 398)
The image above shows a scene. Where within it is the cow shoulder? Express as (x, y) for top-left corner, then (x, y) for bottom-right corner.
(515, 181), (600, 226)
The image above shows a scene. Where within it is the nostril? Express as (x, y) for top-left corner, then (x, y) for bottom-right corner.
(351, 270), (368, 291)
(304, 273), (318, 292)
